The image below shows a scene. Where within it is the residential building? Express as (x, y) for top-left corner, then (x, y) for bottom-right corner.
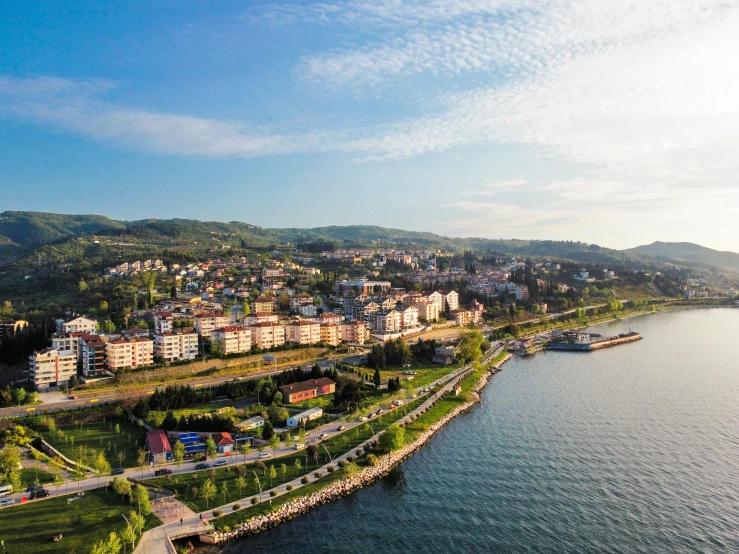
(289, 293), (313, 311)
(320, 323), (340, 346)
(286, 407), (325, 427)
(146, 430), (172, 464)
(122, 327), (150, 339)
(29, 348), (77, 390)
(337, 279), (392, 296)
(280, 378), (336, 405)
(236, 416), (265, 431)
(440, 290), (460, 312)
(0, 319), (28, 341)
(252, 297), (275, 313)
(106, 337), (154, 371)
(51, 332), (85, 361)
(154, 331), (199, 362)
(211, 326), (252, 355)
(453, 310), (482, 326)
(399, 306), (419, 329)
(414, 301), (440, 322)
(194, 313), (229, 337)
(244, 313), (279, 325)
(373, 310), (402, 334)
(285, 320), (321, 345)
(432, 345), (456, 365)
(339, 321), (369, 344)
(420, 291), (444, 311)
(297, 304), (318, 317)
(56, 316), (97, 334)
(211, 432), (236, 454)
(515, 285), (529, 301)
(248, 322), (286, 350)
(79, 334), (106, 377)
(154, 311), (174, 335)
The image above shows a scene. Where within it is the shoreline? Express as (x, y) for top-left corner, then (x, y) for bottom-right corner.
(205, 354), (510, 548)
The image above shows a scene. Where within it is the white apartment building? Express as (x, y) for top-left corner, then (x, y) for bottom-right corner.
(154, 331), (199, 362)
(194, 313), (230, 337)
(30, 348), (77, 390)
(56, 316), (97, 334)
(154, 311), (174, 335)
(106, 337), (154, 370)
(339, 321), (369, 344)
(285, 320), (321, 345)
(399, 305), (419, 329)
(373, 310), (402, 334)
(211, 326), (252, 355)
(248, 322), (286, 350)
(51, 332), (86, 362)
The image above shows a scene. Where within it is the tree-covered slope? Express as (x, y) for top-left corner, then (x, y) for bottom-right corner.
(628, 242), (739, 272)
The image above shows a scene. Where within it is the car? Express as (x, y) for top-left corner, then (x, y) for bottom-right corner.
(214, 459), (229, 467)
(359, 416), (368, 422)
(154, 468), (172, 476)
(30, 489), (50, 499)
(195, 462), (211, 470)
(0, 498), (15, 507)
(319, 433), (329, 440)
(258, 452), (271, 459)
(111, 468), (126, 476)
(402, 363), (412, 368)
(336, 425), (346, 431)
(376, 409), (384, 415)
(292, 443), (305, 451)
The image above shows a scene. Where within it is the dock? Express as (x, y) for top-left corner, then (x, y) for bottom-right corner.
(546, 332), (641, 352)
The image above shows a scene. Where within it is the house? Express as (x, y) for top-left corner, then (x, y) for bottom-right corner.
(244, 313), (279, 325)
(280, 378), (336, 404)
(122, 327), (151, 339)
(286, 407), (324, 428)
(211, 432), (236, 454)
(211, 326), (251, 354)
(154, 331), (199, 362)
(56, 316), (97, 334)
(79, 334), (106, 377)
(236, 416), (265, 431)
(339, 321), (369, 344)
(146, 430), (172, 464)
(154, 312), (174, 335)
(248, 322), (286, 350)
(285, 320), (321, 345)
(29, 348), (77, 390)
(106, 337), (154, 370)
(432, 345), (456, 365)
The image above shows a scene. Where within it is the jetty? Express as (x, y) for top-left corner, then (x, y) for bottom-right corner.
(546, 331), (642, 352)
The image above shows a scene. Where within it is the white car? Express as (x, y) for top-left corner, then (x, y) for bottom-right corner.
(320, 433), (329, 440)
(258, 452), (271, 459)
(0, 498), (15, 507)
(293, 443), (305, 451)
(359, 416), (368, 422)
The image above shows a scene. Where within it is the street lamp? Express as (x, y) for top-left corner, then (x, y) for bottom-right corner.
(251, 471), (262, 503)
(320, 443), (333, 463)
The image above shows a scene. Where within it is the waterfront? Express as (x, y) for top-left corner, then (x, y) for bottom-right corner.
(220, 308), (739, 553)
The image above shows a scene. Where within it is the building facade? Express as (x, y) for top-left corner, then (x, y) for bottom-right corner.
(154, 331), (199, 362)
(106, 337), (154, 370)
(285, 320), (321, 345)
(248, 322), (286, 350)
(211, 326), (252, 354)
(29, 348), (77, 390)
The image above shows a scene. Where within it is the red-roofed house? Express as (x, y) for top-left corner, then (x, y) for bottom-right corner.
(212, 432), (236, 454)
(146, 429), (172, 464)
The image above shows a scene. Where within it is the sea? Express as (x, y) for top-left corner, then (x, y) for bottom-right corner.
(218, 308), (739, 553)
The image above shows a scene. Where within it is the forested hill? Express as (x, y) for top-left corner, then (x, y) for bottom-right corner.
(628, 242), (739, 273)
(0, 210), (720, 272)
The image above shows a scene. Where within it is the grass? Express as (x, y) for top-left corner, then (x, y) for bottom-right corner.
(142, 394), (429, 513)
(19, 467), (55, 486)
(44, 418), (147, 469)
(0, 489), (160, 554)
(288, 394), (336, 411)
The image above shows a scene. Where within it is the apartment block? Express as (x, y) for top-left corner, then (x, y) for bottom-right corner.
(79, 334), (106, 377)
(154, 331), (199, 362)
(154, 311), (174, 335)
(285, 320), (321, 345)
(56, 316), (97, 334)
(194, 313), (230, 337)
(339, 321), (369, 344)
(248, 322), (286, 350)
(320, 323), (340, 346)
(252, 297), (275, 314)
(29, 348), (77, 390)
(106, 337), (154, 371)
(212, 326), (252, 355)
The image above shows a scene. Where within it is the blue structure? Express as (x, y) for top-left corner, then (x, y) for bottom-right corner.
(177, 432), (205, 456)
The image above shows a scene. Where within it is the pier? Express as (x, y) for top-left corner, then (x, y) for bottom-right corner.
(546, 332), (642, 352)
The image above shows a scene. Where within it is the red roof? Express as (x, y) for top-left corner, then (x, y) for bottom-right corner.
(212, 432), (235, 446)
(146, 430), (171, 455)
(280, 377), (335, 395)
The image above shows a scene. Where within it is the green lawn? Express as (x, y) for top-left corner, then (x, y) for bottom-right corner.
(19, 467), (55, 486)
(44, 418), (147, 469)
(0, 489), (160, 554)
(288, 394), (336, 411)
(142, 394), (429, 513)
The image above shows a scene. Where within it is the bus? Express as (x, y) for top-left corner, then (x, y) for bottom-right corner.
(0, 484), (13, 498)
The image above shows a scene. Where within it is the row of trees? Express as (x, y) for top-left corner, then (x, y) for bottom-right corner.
(367, 338), (412, 369)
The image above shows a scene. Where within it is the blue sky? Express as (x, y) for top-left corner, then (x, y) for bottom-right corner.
(1, 1), (738, 250)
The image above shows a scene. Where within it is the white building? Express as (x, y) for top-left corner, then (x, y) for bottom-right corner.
(286, 407), (324, 428)
(211, 326), (252, 354)
(154, 331), (199, 362)
(154, 311), (174, 335)
(106, 337), (154, 370)
(29, 348), (77, 390)
(194, 313), (230, 337)
(56, 316), (97, 334)
(285, 320), (322, 345)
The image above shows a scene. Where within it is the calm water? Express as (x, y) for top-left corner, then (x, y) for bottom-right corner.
(222, 309), (739, 553)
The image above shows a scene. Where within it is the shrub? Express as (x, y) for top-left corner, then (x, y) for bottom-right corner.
(286, 484), (293, 491)
(301, 476), (309, 484)
(212, 509), (223, 517)
(223, 525), (231, 532)
(314, 471), (322, 478)
(232, 503), (241, 511)
(346, 455), (354, 462)
(355, 449), (362, 457)
(270, 490), (277, 497)
(251, 497), (258, 505)
(363, 444), (371, 452)
(327, 466), (335, 473)
(367, 453), (379, 466)
(337, 460), (347, 468)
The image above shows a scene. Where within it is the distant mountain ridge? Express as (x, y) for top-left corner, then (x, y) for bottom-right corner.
(628, 242), (739, 273)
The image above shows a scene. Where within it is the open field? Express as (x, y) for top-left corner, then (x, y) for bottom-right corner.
(45, 418), (147, 469)
(19, 467), (55, 485)
(0, 489), (160, 553)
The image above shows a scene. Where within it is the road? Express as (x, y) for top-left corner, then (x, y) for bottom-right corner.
(0, 353), (367, 420)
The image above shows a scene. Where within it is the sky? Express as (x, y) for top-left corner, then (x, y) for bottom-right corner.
(1, 0), (738, 251)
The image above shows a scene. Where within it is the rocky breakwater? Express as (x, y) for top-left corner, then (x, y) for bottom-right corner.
(212, 356), (509, 545)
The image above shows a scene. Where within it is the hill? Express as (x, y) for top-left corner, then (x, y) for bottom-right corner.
(628, 242), (739, 273)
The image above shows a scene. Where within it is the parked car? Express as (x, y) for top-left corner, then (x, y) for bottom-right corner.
(292, 443), (305, 451)
(0, 498), (15, 507)
(30, 489), (50, 499)
(336, 425), (346, 431)
(214, 459), (229, 467)
(376, 409), (384, 415)
(320, 433), (329, 440)
(154, 468), (172, 476)
(111, 468), (126, 476)
(195, 462), (211, 470)
(359, 416), (368, 422)
(258, 452), (271, 459)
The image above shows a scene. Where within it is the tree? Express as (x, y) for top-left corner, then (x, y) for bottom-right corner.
(8, 470), (22, 494)
(129, 509), (145, 537)
(251, 474), (261, 500)
(136, 448), (147, 478)
(268, 434), (281, 459)
(121, 525), (136, 553)
(221, 480), (228, 504)
(201, 478), (217, 508)
(94, 451), (111, 486)
(284, 433), (295, 449)
(379, 424), (405, 452)
(0, 445), (21, 478)
(236, 476), (246, 498)
(272, 391), (283, 406)
(294, 458), (302, 477)
(280, 463), (287, 481)
(269, 465), (277, 487)
(11, 387), (27, 406)
(134, 484), (152, 515)
(117, 451), (126, 469)
(79, 280), (89, 292)
(113, 476), (132, 501)
(373, 368), (381, 388)
(91, 532), (122, 554)
(170, 285), (177, 299)
(99, 301), (109, 314)
(173, 440), (186, 474)
(262, 420), (274, 441)
(205, 436), (217, 458)
(457, 330), (485, 363)
(239, 442), (252, 464)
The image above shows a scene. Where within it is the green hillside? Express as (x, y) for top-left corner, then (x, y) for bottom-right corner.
(628, 242), (739, 273)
